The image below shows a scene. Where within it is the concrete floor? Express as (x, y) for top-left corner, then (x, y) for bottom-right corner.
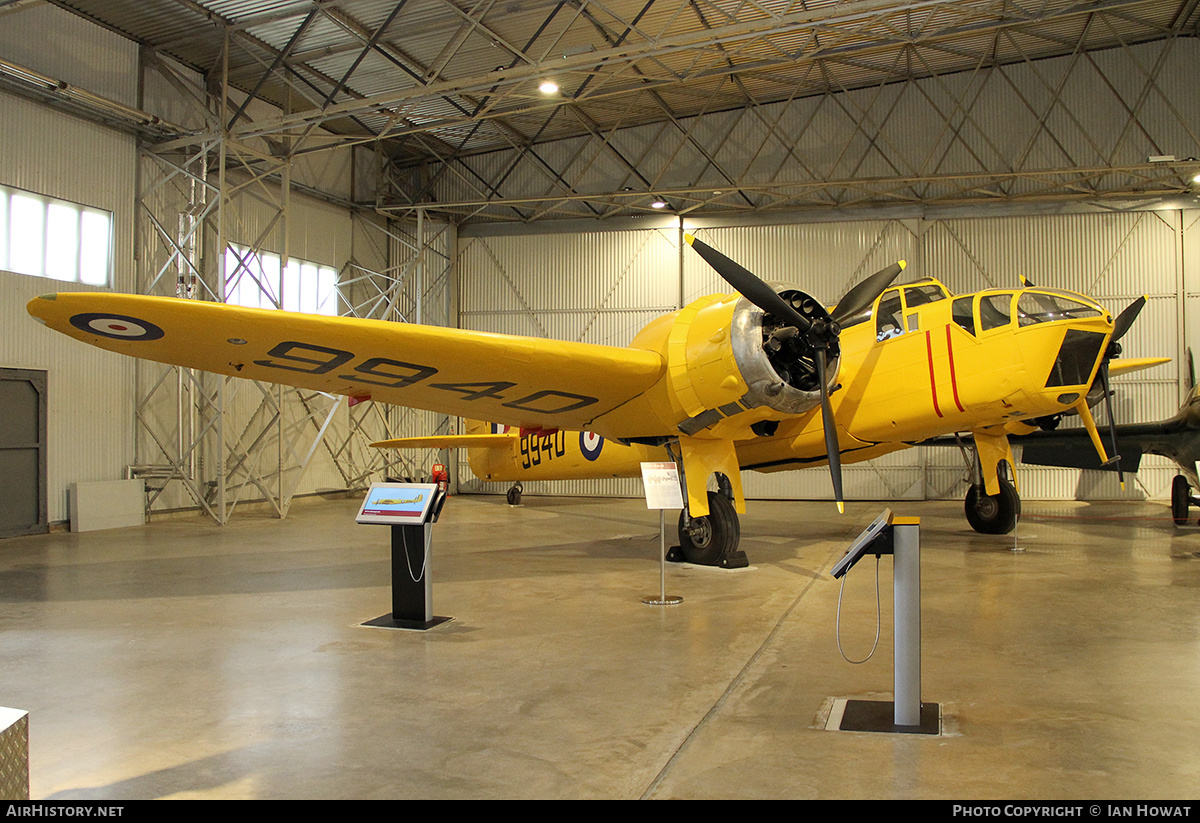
(2, 492), (1199, 800)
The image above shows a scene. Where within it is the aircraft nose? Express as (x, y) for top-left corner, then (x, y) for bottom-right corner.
(1044, 329), (1108, 389)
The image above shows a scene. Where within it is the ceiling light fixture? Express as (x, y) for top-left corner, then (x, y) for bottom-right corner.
(538, 80), (559, 94)
(651, 198), (667, 209)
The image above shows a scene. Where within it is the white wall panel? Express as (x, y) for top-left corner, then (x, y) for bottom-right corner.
(0, 78), (138, 523)
(0, 92), (136, 292)
(0, 275), (134, 523)
(0, 3), (137, 107)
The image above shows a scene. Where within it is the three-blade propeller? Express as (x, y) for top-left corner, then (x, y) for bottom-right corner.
(685, 234), (905, 512)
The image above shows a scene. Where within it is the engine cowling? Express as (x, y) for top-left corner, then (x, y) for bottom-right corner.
(661, 287), (840, 438)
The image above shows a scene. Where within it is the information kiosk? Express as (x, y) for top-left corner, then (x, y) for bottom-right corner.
(830, 510), (940, 735)
(356, 482), (450, 630)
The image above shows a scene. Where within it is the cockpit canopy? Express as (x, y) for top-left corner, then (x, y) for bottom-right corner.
(844, 279), (1104, 342)
(952, 290), (1102, 337)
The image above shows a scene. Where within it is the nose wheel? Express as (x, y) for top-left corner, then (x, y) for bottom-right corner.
(506, 483), (522, 506)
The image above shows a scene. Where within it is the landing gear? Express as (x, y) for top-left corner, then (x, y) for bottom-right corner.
(1171, 475), (1193, 526)
(675, 491), (747, 568)
(965, 476), (1021, 535)
(506, 482), (522, 506)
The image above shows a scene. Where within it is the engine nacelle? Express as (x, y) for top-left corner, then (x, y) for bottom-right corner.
(658, 287), (840, 438)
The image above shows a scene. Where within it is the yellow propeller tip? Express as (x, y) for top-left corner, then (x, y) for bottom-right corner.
(898, 260), (907, 269)
(837, 501), (845, 514)
(683, 233), (695, 245)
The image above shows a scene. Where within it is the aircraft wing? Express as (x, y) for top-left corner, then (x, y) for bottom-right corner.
(1011, 417), (1194, 474)
(371, 434), (516, 449)
(1107, 357), (1171, 378)
(27, 293), (666, 433)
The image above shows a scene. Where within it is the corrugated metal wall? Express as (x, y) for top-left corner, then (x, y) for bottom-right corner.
(0, 7), (139, 522)
(459, 209), (1194, 504)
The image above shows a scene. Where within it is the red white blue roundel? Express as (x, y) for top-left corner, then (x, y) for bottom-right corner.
(580, 431), (603, 461)
(69, 313), (165, 341)
(491, 423), (513, 435)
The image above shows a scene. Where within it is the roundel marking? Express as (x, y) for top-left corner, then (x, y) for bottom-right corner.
(69, 313), (165, 341)
(580, 431), (603, 461)
(491, 423), (512, 435)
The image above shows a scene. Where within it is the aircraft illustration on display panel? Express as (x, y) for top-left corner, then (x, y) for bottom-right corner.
(27, 234), (1168, 567)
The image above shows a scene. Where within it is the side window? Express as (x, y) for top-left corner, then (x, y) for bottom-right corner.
(876, 294), (904, 341)
(0, 184), (113, 286)
(952, 296), (975, 335)
(979, 293), (1013, 332)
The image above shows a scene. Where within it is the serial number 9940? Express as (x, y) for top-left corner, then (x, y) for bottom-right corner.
(519, 431), (567, 468)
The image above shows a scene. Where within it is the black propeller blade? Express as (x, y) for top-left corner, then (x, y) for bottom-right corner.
(1097, 295), (1147, 489)
(814, 346), (844, 513)
(831, 261), (906, 325)
(685, 233), (906, 512)
(685, 236), (817, 335)
(1110, 295), (1145, 346)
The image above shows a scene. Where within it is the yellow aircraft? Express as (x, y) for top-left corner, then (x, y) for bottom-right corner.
(26, 235), (1164, 567)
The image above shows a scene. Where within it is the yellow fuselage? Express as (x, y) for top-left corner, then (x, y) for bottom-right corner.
(472, 283), (1114, 487)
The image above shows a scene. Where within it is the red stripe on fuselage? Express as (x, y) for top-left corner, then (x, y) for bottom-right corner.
(925, 331), (944, 418)
(945, 325), (965, 413)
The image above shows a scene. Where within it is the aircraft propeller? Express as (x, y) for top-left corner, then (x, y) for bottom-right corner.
(684, 234), (905, 512)
(1095, 296), (1146, 488)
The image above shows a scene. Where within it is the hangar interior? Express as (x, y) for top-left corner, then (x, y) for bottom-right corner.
(2, 0), (1200, 800)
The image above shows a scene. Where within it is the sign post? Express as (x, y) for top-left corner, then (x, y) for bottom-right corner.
(640, 461), (684, 606)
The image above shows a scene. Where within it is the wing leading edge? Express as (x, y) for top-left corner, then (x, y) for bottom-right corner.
(27, 293), (666, 434)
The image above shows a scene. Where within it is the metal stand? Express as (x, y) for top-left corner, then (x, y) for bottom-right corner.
(364, 522), (452, 630)
(892, 517), (923, 727)
(830, 514), (940, 735)
(642, 510), (683, 606)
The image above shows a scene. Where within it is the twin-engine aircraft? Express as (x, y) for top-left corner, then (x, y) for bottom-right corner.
(27, 235), (1163, 567)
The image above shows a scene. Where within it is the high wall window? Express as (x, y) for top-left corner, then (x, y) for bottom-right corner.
(0, 184), (113, 286)
(223, 244), (339, 316)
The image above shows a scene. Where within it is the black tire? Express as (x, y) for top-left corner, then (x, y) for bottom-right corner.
(677, 491), (740, 566)
(965, 477), (1020, 535)
(1171, 475), (1190, 526)
(506, 485), (522, 506)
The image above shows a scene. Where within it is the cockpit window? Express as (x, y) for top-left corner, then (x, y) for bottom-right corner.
(1017, 293), (1102, 326)
(876, 293), (904, 341)
(952, 296), (975, 335)
(903, 284), (948, 308)
(979, 293), (1012, 331)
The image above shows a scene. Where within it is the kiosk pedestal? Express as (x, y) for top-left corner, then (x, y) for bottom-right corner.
(830, 512), (940, 735)
(357, 482), (451, 631)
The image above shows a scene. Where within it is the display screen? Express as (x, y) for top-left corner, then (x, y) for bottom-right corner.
(355, 483), (440, 525)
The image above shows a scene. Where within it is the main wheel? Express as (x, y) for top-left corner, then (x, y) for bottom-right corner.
(677, 491), (740, 566)
(1171, 475), (1190, 526)
(965, 477), (1020, 535)
(506, 484), (522, 506)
